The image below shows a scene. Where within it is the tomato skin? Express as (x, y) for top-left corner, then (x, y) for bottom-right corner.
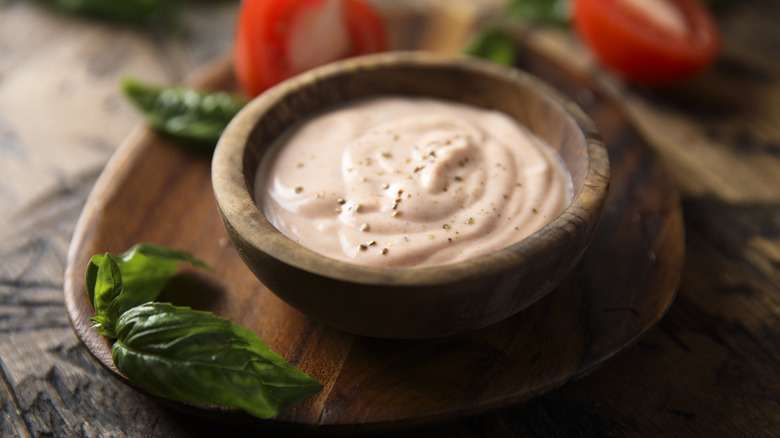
(232, 0), (269, 98)
(573, 0), (721, 84)
(233, 0), (388, 97)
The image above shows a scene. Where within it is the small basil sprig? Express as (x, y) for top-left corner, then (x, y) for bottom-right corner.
(507, 0), (571, 26)
(464, 0), (570, 66)
(121, 78), (247, 150)
(85, 244), (322, 419)
(86, 244), (210, 337)
(464, 27), (518, 66)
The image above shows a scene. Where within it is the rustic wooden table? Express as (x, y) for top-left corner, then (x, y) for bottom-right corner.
(1, 1), (778, 437)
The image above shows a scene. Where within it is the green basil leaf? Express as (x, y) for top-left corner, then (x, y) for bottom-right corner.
(507, 0), (570, 26)
(113, 243), (210, 271)
(121, 77), (248, 150)
(86, 244), (209, 337)
(464, 27), (517, 66)
(89, 255), (123, 338)
(85, 254), (103, 308)
(113, 303), (322, 419)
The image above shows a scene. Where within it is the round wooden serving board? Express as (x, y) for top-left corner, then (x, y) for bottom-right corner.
(64, 47), (684, 434)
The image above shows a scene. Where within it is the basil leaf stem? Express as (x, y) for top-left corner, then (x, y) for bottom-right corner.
(121, 77), (248, 150)
(113, 303), (322, 419)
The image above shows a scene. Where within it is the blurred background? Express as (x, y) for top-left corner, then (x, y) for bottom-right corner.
(1, 0), (778, 436)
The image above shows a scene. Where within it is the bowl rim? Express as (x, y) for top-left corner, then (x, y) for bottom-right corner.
(212, 51), (609, 286)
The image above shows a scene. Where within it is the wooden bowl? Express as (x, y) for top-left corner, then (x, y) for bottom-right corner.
(211, 52), (610, 339)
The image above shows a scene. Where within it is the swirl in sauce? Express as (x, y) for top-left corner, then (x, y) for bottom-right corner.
(256, 97), (572, 267)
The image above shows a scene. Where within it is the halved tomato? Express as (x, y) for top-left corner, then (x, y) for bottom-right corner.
(233, 0), (388, 97)
(572, 0), (721, 84)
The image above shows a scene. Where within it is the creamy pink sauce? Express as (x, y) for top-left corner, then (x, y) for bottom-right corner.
(255, 97), (572, 267)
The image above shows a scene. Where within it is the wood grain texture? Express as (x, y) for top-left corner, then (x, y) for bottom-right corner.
(2, 0), (779, 436)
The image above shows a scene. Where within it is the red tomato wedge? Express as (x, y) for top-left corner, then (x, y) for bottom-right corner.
(233, 0), (388, 97)
(573, 0), (721, 84)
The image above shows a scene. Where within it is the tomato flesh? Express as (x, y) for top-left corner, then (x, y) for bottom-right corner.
(573, 0), (721, 84)
(233, 0), (388, 97)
